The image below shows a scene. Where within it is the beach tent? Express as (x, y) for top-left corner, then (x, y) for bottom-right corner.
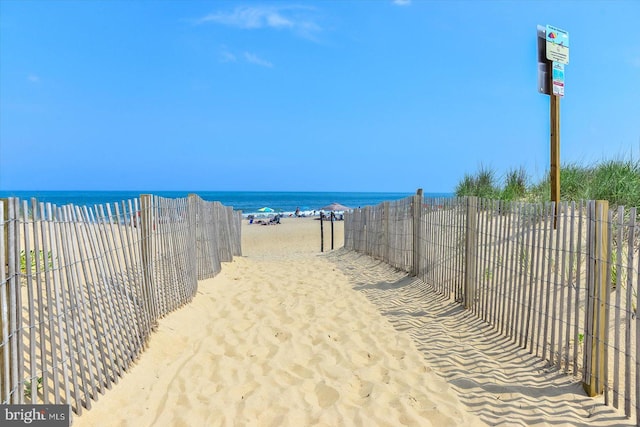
(319, 203), (351, 212)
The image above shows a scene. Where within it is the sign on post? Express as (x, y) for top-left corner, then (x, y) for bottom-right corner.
(537, 24), (569, 229)
(538, 24), (569, 96)
(552, 62), (565, 97)
(546, 25), (569, 64)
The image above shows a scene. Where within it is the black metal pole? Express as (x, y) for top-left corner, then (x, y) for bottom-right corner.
(320, 212), (324, 252)
(331, 212), (334, 250)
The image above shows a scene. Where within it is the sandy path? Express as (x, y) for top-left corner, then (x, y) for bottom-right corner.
(74, 218), (484, 426)
(73, 216), (633, 426)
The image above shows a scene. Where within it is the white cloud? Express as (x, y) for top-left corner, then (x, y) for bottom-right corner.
(27, 74), (40, 83)
(393, 0), (412, 5)
(198, 6), (321, 40)
(199, 6), (291, 29)
(244, 52), (273, 68)
(220, 50), (237, 63)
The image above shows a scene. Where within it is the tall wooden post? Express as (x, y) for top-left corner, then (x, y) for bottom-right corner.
(412, 188), (424, 277)
(139, 194), (158, 330)
(464, 196), (478, 310)
(549, 62), (561, 228)
(583, 200), (608, 396)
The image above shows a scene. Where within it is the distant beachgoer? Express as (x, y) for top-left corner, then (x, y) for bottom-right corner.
(295, 207), (300, 217)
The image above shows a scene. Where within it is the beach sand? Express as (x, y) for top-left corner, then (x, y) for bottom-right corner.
(74, 216), (632, 426)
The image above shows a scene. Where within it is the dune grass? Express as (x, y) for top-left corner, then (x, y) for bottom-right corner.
(456, 157), (640, 208)
(454, 165), (499, 199)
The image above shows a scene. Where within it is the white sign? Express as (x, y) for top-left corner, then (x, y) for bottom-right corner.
(546, 25), (569, 64)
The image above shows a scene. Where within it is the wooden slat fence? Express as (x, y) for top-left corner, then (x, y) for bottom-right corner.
(344, 193), (639, 424)
(0, 194), (242, 415)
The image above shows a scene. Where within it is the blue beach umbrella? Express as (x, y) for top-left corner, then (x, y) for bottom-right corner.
(257, 207), (274, 213)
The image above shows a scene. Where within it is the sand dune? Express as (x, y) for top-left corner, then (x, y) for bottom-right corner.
(73, 216), (631, 426)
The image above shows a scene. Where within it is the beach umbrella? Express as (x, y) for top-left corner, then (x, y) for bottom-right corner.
(319, 203), (351, 212)
(257, 207), (274, 212)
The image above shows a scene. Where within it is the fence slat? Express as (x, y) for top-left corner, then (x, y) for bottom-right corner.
(46, 203), (73, 409)
(479, 199), (492, 319)
(464, 197), (477, 309)
(1, 200), (11, 403)
(625, 208), (636, 416)
(563, 202), (576, 373)
(573, 201), (584, 375)
(603, 207), (614, 405)
(635, 207), (640, 427)
(10, 199), (24, 404)
(517, 203), (533, 348)
(507, 202), (522, 340)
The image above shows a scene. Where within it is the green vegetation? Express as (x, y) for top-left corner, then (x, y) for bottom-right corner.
(502, 167), (527, 201)
(455, 157), (640, 207)
(24, 376), (43, 399)
(454, 164), (499, 199)
(19, 250), (53, 274)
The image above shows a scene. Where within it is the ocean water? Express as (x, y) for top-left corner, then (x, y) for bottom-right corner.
(0, 190), (453, 216)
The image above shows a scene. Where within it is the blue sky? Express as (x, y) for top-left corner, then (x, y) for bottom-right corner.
(1, 0), (639, 193)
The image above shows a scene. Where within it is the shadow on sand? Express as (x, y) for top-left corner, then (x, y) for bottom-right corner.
(324, 248), (633, 427)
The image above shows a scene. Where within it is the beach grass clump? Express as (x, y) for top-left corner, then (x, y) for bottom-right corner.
(560, 162), (592, 202)
(590, 158), (640, 208)
(500, 167), (527, 201)
(526, 176), (550, 203)
(454, 165), (499, 199)
(455, 173), (477, 197)
(455, 156), (640, 208)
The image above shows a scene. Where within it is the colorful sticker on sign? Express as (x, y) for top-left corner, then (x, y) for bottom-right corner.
(546, 25), (569, 47)
(552, 62), (565, 97)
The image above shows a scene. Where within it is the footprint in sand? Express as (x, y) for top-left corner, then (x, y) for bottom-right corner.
(274, 330), (291, 342)
(389, 349), (405, 360)
(315, 382), (339, 408)
(349, 375), (374, 398)
(291, 363), (314, 379)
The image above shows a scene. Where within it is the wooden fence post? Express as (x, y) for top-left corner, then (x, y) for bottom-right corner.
(464, 196), (478, 310)
(2, 199), (20, 403)
(187, 194), (199, 278)
(363, 207), (369, 254)
(583, 199), (609, 396)
(139, 194), (158, 329)
(412, 189), (423, 277)
(0, 198), (10, 403)
(383, 201), (390, 264)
